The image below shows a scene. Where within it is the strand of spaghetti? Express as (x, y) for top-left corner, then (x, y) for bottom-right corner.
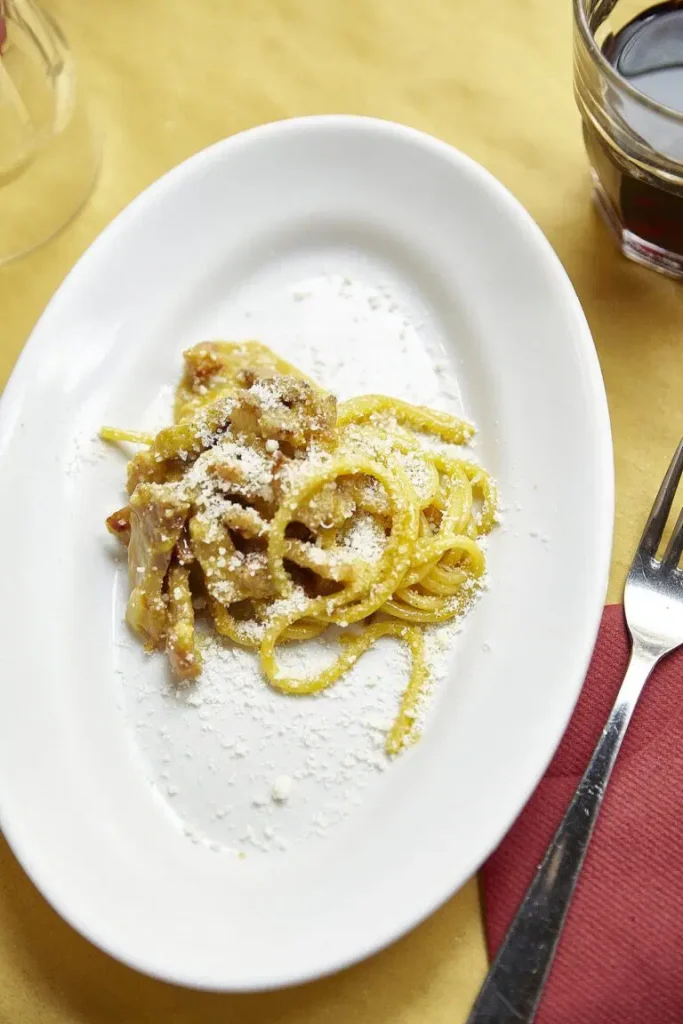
(318, 526), (339, 549)
(268, 454), (420, 625)
(403, 554), (443, 589)
(352, 427), (441, 510)
(283, 538), (359, 582)
(209, 599), (260, 648)
(281, 619), (327, 642)
(420, 563), (468, 595)
(395, 534), (484, 612)
(338, 395), (475, 445)
(383, 598), (466, 624)
(210, 599), (326, 646)
(402, 453), (440, 509)
(447, 535), (486, 576)
(323, 466), (420, 622)
(260, 617), (426, 755)
(343, 621), (427, 755)
(399, 463), (475, 578)
(393, 588), (449, 611)
(100, 426), (154, 445)
(381, 626), (427, 756)
(428, 534), (485, 575)
(400, 534), (466, 588)
(433, 458), (474, 534)
(339, 420), (422, 456)
(463, 463), (498, 534)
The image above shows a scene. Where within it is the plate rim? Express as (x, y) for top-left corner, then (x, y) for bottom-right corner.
(0, 114), (614, 990)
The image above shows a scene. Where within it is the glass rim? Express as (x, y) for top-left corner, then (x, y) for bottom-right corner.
(573, 0), (683, 125)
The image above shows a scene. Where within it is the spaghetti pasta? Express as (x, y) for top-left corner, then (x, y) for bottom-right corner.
(103, 341), (497, 755)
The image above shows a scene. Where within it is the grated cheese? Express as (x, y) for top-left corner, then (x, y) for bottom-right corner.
(114, 274), (493, 858)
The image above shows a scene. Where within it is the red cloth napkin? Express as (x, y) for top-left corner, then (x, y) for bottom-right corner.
(482, 603), (683, 1023)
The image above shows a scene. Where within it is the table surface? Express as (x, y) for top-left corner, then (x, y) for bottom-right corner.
(2, 0), (682, 1020)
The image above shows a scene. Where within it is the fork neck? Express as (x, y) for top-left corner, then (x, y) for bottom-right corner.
(615, 639), (661, 722)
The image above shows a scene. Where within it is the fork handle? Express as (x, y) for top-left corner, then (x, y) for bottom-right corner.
(466, 644), (657, 1023)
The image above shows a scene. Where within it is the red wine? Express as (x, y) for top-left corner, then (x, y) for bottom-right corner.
(583, 2), (683, 262)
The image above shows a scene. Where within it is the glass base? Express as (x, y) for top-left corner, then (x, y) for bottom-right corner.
(591, 174), (683, 280)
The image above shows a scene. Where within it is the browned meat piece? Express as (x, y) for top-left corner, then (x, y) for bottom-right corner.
(174, 341), (311, 421)
(175, 529), (195, 566)
(127, 449), (169, 494)
(125, 450), (187, 496)
(230, 374), (337, 448)
(189, 513), (275, 605)
(225, 549), (274, 602)
(126, 483), (190, 647)
(106, 506), (131, 545)
(294, 479), (356, 531)
(166, 563), (201, 680)
(184, 436), (277, 512)
(341, 474), (391, 521)
(184, 344), (224, 386)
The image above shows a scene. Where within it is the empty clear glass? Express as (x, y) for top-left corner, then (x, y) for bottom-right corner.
(0, 0), (98, 264)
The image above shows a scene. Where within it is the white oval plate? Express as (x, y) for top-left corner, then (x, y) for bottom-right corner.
(0, 116), (613, 990)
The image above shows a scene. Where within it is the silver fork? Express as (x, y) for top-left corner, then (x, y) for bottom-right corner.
(466, 439), (683, 1024)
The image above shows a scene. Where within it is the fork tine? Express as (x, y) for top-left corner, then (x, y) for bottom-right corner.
(662, 506), (683, 569)
(638, 439), (683, 559)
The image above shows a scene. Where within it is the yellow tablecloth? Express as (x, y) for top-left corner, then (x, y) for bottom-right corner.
(1, 0), (682, 1020)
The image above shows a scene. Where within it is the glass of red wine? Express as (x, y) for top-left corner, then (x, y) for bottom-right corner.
(575, 0), (683, 278)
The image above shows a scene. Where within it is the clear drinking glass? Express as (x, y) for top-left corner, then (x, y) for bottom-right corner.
(0, 0), (98, 264)
(574, 0), (683, 278)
